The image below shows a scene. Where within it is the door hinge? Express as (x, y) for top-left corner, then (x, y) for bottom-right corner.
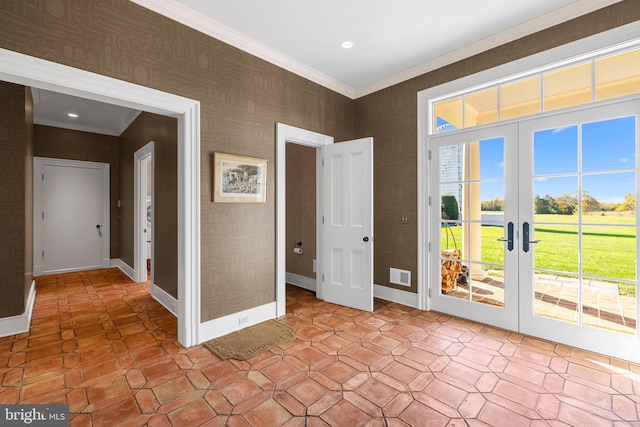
(322, 216), (324, 225)
(322, 158), (325, 167)
(428, 196), (432, 206)
(42, 173), (44, 181)
(428, 242), (432, 252)
(42, 212), (44, 220)
(428, 150), (432, 160)
(428, 288), (432, 298)
(322, 273), (325, 282)
(42, 250), (44, 259)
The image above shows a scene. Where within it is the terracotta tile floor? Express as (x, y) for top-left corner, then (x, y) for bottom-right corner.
(2, 268), (640, 426)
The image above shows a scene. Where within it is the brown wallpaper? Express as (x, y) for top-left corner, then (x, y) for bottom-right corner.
(0, 82), (28, 317)
(0, 0), (354, 322)
(119, 112), (178, 298)
(286, 143), (316, 279)
(355, 1), (640, 293)
(34, 125), (120, 258)
(24, 88), (34, 301)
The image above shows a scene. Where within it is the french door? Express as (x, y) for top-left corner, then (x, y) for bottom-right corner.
(428, 99), (640, 362)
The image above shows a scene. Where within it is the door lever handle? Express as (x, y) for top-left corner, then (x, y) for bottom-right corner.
(363, 237), (369, 242)
(522, 222), (540, 252)
(497, 222), (514, 251)
(96, 224), (101, 229)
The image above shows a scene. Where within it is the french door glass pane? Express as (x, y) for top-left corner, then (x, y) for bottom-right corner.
(582, 117), (635, 172)
(439, 138), (506, 308)
(532, 116), (637, 335)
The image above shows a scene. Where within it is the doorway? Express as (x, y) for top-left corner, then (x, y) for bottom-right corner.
(135, 142), (154, 284)
(0, 48), (201, 347)
(276, 123), (375, 315)
(427, 98), (640, 362)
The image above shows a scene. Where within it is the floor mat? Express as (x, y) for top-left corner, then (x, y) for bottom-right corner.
(202, 319), (296, 360)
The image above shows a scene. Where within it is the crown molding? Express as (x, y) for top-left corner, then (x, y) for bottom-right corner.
(354, 0), (623, 98)
(129, 0), (355, 99)
(132, 0), (622, 100)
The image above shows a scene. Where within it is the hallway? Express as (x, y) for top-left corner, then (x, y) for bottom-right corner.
(1, 268), (639, 426)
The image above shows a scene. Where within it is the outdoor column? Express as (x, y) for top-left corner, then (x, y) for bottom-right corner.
(462, 141), (486, 280)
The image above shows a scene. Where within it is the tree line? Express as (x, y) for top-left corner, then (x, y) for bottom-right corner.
(481, 192), (636, 214)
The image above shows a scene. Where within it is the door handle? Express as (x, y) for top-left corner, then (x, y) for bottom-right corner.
(522, 222), (540, 252)
(497, 222), (514, 251)
(363, 237), (369, 242)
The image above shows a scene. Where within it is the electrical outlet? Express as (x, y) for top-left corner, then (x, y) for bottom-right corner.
(238, 315), (249, 326)
(401, 215), (409, 224)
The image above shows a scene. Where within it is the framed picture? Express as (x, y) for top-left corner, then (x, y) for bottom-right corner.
(213, 152), (268, 203)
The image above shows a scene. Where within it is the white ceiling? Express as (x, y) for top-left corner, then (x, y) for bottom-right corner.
(133, 0), (621, 98)
(32, 88), (140, 136)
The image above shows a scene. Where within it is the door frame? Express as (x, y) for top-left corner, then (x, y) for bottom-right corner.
(276, 123), (333, 317)
(33, 157), (110, 276)
(134, 142), (154, 284)
(1, 48), (202, 348)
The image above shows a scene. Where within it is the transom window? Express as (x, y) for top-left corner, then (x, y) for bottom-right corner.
(432, 45), (640, 133)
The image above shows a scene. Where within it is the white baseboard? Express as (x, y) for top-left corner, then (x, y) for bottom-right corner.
(286, 272), (316, 292)
(151, 283), (178, 317)
(374, 284), (419, 309)
(111, 259), (135, 281)
(0, 280), (36, 338)
(199, 302), (277, 343)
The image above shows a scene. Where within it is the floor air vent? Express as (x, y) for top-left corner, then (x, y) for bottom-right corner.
(390, 268), (411, 287)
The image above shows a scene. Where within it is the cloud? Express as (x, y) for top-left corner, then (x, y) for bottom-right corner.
(552, 126), (572, 136)
(620, 157), (628, 163)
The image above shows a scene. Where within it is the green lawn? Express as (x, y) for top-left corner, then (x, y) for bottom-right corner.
(441, 213), (637, 295)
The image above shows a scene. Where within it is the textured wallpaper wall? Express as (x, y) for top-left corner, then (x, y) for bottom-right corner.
(286, 143), (316, 280)
(0, 82), (28, 317)
(119, 112), (178, 298)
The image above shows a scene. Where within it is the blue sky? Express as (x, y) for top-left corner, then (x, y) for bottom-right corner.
(532, 116), (635, 204)
(443, 116), (637, 204)
(472, 117), (636, 203)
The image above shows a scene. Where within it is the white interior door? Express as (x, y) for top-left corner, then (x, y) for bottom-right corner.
(322, 137), (374, 312)
(428, 124), (519, 331)
(35, 158), (109, 276)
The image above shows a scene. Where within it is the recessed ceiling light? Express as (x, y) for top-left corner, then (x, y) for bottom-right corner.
(341, 41), (354, 49)
(68, 113), (78, 118)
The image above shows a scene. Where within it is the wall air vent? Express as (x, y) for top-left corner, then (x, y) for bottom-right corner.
(390, 268), (411, 287)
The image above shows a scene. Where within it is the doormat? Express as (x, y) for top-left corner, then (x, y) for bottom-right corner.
(203, 319), (296, 361)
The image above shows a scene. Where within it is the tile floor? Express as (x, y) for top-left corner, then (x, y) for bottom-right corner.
(1, 268), (640, 426)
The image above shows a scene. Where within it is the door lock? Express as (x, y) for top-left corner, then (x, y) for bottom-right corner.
(363, 237), (369, 242)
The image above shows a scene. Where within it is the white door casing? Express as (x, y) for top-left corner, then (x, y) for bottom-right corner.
(34, 157), (110, 276)
(322, 138), (374, 312)
(2, 48), (201, 347)
(276, 123), (333, 317)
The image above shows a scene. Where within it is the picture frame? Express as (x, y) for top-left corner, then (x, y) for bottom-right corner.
(213, 152), (268, 203)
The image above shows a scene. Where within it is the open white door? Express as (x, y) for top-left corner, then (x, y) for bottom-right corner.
(322, 137), (374, 312)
